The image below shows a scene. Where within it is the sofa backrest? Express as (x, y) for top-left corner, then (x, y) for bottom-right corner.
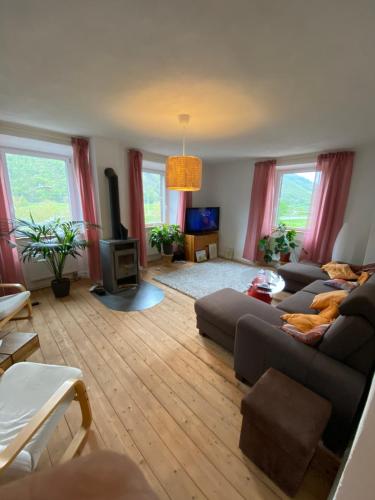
(319, 315), (374, 374)
(318, 282), (375, 375)
(339, 282), (375, 327)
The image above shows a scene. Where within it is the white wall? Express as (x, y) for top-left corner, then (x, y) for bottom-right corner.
(90, 136), (130, 240)
(195, 143), (375, 265)
(334, 143), (375, 264)
(193, 159), (255, 260)
(332, 375), (375, 500)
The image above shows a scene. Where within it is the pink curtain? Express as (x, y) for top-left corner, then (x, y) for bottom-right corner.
(177, 192), (193, 232)
(128, 149), (147, 268)
(0, 155), (25, 284)
(71, 138), (101, 282)
(243, 160), (277, 261)
(303, 151), (354, 263)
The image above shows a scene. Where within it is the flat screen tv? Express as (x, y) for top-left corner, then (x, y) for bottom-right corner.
(185, 207), (220, 234)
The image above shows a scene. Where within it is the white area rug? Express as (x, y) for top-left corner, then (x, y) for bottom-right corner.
(153, 259), (260, 299)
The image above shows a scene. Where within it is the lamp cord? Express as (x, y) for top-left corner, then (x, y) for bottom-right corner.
(182, 126), (186, 156)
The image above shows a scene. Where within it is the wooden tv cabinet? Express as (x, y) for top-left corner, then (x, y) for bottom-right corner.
(184, 232), (219, 262)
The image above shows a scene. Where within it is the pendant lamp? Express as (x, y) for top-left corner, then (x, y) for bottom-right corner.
(166, 114), (202, 191)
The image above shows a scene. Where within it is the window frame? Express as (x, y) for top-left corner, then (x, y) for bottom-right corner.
(142, 165), (171, 228)
(273, 163), (317, 233)
(0, 146), (81, 227)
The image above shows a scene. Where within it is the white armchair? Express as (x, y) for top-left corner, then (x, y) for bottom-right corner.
(0, 283), (32, 330)
(0, 362), (92, 484)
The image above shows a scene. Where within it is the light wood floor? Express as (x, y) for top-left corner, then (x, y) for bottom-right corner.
(5, 262), (339, 499)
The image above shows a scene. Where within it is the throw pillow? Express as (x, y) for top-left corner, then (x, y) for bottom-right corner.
(358, 271), (370, 285)
(281, 323), (330, 345)
(310, 290), (348, 310)
(324, 279), (358, 291)
(319, 303), (340, 321)
(281, 304), (339, 333)
(321, 262), (359, 280)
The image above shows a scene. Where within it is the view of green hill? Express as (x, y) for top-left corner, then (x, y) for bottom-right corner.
(276, 172), (315, 228)
(6, 153), (71, 222)
(142, 170), (164, 224)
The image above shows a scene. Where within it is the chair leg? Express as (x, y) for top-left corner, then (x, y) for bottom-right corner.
(60, 380), (92, 463)
(27, 299), (33, 318)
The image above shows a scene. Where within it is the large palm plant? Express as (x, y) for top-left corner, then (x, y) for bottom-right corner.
(14, 217), (98, 297)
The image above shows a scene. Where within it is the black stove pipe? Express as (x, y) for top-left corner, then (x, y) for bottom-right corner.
(104, 168), (128, 240)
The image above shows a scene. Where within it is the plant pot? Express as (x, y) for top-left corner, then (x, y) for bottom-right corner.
(51, 278), (70, 298)
(162, 243), (173, 255)
(280, 252), (291, 263)
(161, 253), (174, 266)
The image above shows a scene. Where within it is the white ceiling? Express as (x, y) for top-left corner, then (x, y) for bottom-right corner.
(1, 0), (375, 159)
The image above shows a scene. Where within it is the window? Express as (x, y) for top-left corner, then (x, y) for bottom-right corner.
(1, 147), (80, 224)
(273, 165), (318, 230)
(142, 163), (178, 226)
(142, 169), (166, 225)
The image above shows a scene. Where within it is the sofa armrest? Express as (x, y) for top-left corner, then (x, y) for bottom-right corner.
(234, 314), (367, 451)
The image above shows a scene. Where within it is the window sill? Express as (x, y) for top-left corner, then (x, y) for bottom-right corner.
(145, 224), (164, 229)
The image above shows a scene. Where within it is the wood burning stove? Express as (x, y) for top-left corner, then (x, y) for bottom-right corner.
(100, 167), (140, 293)
(100, 239), (139, 292)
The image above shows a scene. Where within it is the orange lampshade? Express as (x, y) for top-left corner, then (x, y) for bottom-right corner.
(166, 155), (202, 191)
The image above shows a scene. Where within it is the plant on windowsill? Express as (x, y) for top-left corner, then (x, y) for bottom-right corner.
(258, 223), (299, 264)
(149, 224), (184, 257)
(13, 216), (99, 298)
(273, 223), (299, 263)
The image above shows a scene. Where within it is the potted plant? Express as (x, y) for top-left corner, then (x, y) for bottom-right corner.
(149, 224), (184, 256)
(273, 223), (299, 263)
(258, 235), (275, 264)
(15, 217), (98, 298)
(258, 223), (299, 264)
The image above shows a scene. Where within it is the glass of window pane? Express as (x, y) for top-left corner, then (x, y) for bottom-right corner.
(5, 153), (71, 222)
(276, 171), (317, 229)
(142, 171), (165, 225)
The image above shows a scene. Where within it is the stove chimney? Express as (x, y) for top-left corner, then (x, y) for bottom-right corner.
(104, 168), (128, 240)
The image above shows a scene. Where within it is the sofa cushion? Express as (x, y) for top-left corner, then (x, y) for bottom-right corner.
(278, 263), (328, 287)
(195, 288), (283, 338)
(339, 283), (375, 327)
(321, 262), (358, 280)
(310, 290), (348, 311)
(276, 291), (319, 314)
(281, 304), (339, 333)
(319, 315), (374, 361)
(302, 280), (334, 295)
(282, 323), (330, 346)
(367, 274), (375, 285)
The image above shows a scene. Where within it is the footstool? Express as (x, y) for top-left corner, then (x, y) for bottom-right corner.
(240, 368), (332, 496)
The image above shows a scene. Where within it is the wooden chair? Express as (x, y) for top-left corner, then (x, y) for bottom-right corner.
(0, 283), (33, 330)
(0, 362), (92, 484)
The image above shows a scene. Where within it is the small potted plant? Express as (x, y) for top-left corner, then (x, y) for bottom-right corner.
(273, 223), (299, 263)
(258, 235), (275, 264)
(258, 223), (299, 264)
(149, 224), (184, 257)
(15, 216), (98, 298)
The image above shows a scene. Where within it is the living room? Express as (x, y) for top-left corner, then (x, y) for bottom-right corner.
(0, 1), (374, 499)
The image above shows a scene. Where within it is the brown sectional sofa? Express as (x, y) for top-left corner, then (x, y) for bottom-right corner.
(277, 262), (329, 292)
(194, 270), (375, 452)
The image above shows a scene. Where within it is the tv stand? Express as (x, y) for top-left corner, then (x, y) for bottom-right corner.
(184, 232), (219, 262)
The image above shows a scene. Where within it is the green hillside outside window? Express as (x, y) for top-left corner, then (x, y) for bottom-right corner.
(5, 152), (72, 222)
(275, 169), (317, 230)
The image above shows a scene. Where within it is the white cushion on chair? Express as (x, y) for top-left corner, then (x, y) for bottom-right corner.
(0, 292), (30, 320)
(0, 362), (82, 482)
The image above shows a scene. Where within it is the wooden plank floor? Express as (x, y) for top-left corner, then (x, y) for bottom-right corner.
(8, 263), (339, 499)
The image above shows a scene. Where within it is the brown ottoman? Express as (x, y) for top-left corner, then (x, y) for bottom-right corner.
(240, 368), (332, 496)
